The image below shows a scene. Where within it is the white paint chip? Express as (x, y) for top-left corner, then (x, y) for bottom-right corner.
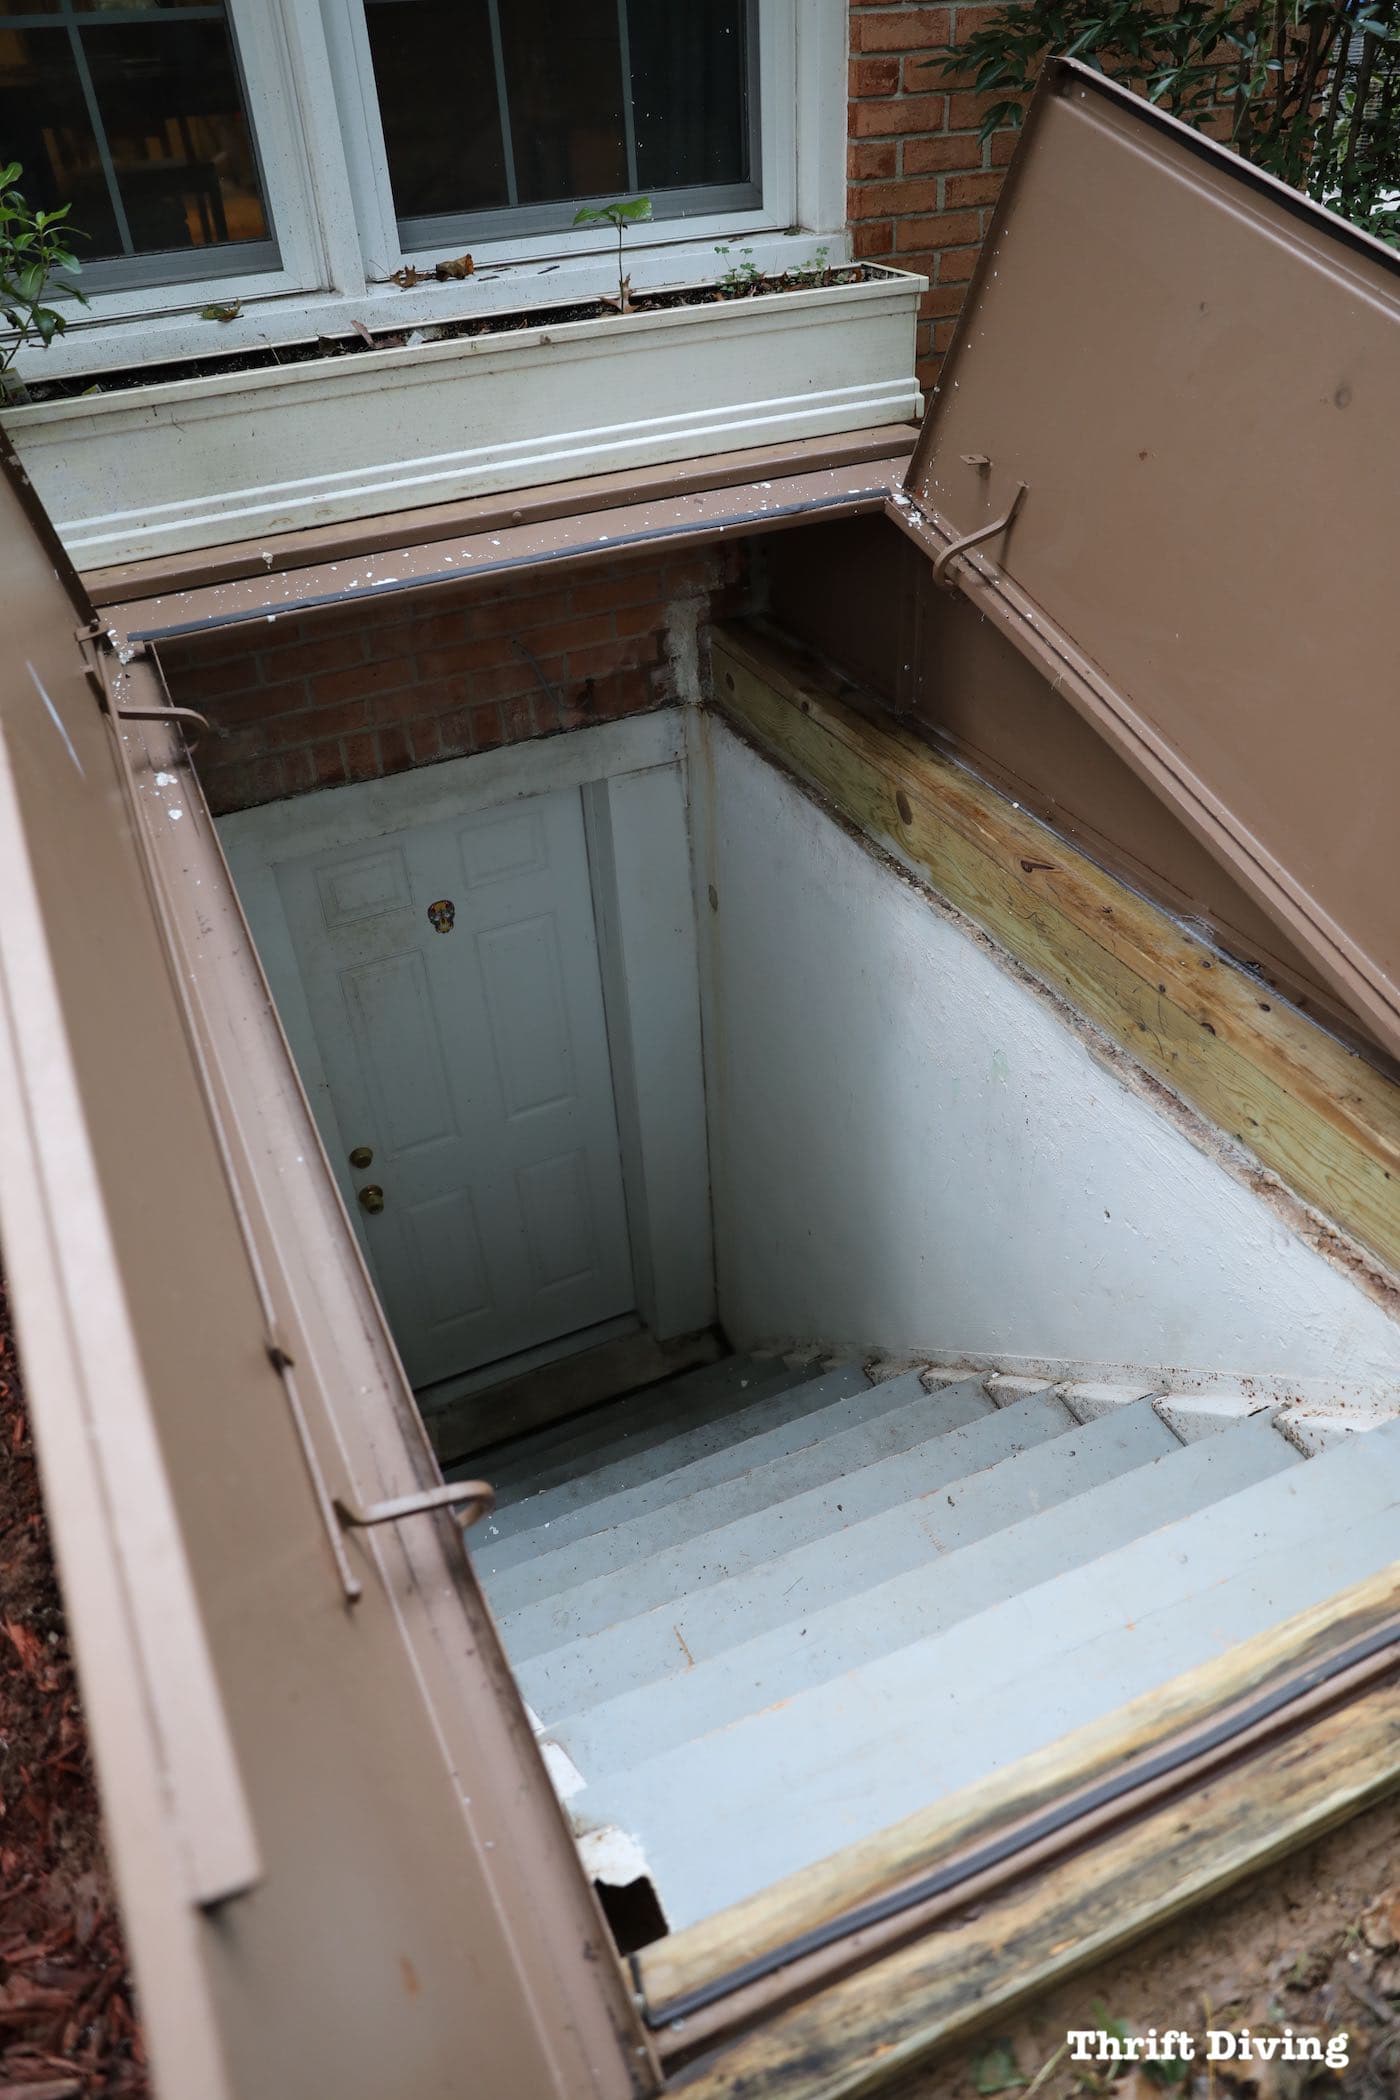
(575, 1822), (651, 1889)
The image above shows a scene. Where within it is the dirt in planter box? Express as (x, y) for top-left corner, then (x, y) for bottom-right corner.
(0, 1285), (148, 2098)
(18, 262), (879, 404)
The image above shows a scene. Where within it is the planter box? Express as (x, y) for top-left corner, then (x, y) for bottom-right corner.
(5, 268), (925, 569)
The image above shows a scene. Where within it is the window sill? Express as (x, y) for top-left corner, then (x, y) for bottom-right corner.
(6, 266), (927, 570)
(11, 228), (846, 386)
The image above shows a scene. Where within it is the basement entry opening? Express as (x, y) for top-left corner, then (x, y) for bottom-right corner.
(161, 58), (1400, 1975)
(216, 619), (1400, 1972)
(4, 55), (1398, 2093)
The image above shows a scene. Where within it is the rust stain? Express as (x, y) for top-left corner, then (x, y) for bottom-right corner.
(399, 1955), (421, 1998)
(673, 1625), (696, 1669)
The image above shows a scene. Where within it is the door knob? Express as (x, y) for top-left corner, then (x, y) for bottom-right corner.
(358, 1184), (385, 1214)
(349, 1145), (373, 1170)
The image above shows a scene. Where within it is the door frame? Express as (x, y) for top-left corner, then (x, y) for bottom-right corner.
(220, 711), (715, 1376)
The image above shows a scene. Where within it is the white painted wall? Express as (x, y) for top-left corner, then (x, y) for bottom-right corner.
(691, 716), (1400, 1388)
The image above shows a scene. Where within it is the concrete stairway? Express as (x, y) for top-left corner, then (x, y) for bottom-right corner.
(467, 1352), (1400, 1935)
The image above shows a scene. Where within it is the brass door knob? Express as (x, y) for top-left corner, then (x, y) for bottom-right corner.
(358, 1184), (385, 1214)
(349, 1145), (374, 1170)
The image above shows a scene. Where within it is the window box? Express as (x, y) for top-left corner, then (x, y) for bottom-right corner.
(5, 265), (925, 569)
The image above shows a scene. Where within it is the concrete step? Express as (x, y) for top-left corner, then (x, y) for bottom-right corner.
(476, 1369), (989, 1572)
(485, 1365), (987, 1610)
(541, 1413), (1298, 1778)
(474, 1353), (814, 1501)
(493, 1388), (1074, 1660)
(567, 1417), (1399, 1930)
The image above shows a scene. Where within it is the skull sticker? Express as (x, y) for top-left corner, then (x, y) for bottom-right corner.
(426, 898), (456, 935)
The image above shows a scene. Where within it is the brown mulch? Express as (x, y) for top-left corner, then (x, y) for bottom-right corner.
(0, 1287), (148, 2099)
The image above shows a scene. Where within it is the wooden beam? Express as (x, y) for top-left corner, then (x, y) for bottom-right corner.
(640, 1564), (1400, 2027)
(664, 1601), (1400, 2098)
(709, 624), (1400, 1283)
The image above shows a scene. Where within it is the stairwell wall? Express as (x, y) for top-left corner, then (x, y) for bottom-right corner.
(690, 714), (1400, 1387)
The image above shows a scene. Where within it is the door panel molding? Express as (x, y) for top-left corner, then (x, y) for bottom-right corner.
(222, 714), (715, 1378)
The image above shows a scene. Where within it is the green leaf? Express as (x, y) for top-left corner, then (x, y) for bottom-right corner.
(573, 195), (653, 228)
(1143, 2057), (1192, 2088)
(971, 2042), (1027, 2093)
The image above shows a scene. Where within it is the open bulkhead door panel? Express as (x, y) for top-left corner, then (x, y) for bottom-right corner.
(0, 441), (651, 2100)
(893, 59), (1400, 1058)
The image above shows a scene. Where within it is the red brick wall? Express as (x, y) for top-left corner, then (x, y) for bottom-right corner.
(847, 1), (1016, 390)
(163, 545), (745, 816)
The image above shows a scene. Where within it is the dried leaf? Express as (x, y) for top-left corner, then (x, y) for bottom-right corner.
(1360, 1892), (1400, 1952)
(1, 1623), (41, 1677)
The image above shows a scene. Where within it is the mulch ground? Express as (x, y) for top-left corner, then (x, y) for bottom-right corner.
(0, 1287), (148, 2099)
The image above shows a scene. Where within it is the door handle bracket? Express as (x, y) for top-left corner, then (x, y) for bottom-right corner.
(932, 481), (1029, 589)
(334, 1480), (495, 1533)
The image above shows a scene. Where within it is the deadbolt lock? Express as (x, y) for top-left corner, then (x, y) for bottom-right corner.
(358, 1184), (385, 1215)
(349, 1145), (374, 1170)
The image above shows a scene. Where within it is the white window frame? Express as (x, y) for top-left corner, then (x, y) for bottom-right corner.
(25, 0), (363, 326)
(14, 0), (848, 381)
(324, 0), (807, 280)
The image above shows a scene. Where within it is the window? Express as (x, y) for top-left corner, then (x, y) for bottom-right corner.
(4, 0), (849, 372)
(361, 0), (761, 250)
(0, 0), (277, 290)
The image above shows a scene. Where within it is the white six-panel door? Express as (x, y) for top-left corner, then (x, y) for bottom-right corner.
(276, 788), (635, 1388)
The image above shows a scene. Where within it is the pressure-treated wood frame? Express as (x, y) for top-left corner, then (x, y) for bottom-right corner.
(709, 623), (1400, 1285)
(652, 1567), (1400, 2095)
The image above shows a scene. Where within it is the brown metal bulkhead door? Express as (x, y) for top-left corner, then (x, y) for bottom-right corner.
(0, 442), (653, 2100)
(899, 59), (1400, 1056)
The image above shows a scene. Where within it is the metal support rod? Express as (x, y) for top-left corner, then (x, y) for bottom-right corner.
(111, 704), (211, 753)
(112, 704), (211, 732)
(334, 1480), (496, 1532)
(932, 481), (1029, 589)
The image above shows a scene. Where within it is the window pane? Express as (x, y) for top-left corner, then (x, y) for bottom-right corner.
(0, 26), (122, 252)
(0, 2), (271, 266)
(629, 0), (750, 192)
(363, 0), (506, 219)
(81, 19), (268, 253)
(367, 0), (758, 240)
(498, 0), (626, 207)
